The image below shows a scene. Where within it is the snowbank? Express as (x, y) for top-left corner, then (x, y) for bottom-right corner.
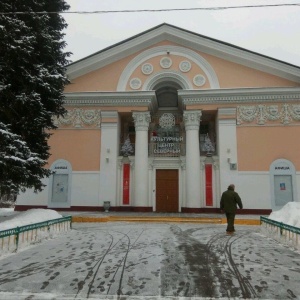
(0, 209), (62, 231)
(268, 202), (300, 228)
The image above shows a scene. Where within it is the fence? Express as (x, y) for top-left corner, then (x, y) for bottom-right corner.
(0, 216), (72, 253)
(260, 216), (300, 250)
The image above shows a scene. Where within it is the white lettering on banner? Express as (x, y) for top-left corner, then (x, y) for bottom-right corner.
(154, 149), (180, 154)
(150, 136), (183, 142)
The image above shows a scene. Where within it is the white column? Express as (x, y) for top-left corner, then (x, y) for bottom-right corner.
(133, 111), (151, 207)
(183, 110), (202, 208)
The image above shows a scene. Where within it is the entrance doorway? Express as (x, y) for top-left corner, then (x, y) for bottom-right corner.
(274, 175), (293, 207)
(156, 169), (178, 212)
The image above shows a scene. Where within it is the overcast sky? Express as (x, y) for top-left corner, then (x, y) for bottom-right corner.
(63, 0), (300, 67)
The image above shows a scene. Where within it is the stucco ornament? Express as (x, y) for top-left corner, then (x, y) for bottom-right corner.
(159, 113), (175, 129)
(141, 63), (153, 75)
(179, 61), (191, 72)
(237, 104), (300, 125)
(183, 110), (202, 130)
(160, 57), (172, 69)
(132, 111), (151, 131)
(129, 78), (142, 90)
(193, 74), (206, 87)
(289, 104), (300, 120)
(237, 106), (257, 123)
(54, 108), (101, 128)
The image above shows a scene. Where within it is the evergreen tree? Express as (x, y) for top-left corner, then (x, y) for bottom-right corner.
(0, 0), (71, 197)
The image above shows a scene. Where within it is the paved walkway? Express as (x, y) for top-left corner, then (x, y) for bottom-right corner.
(0, 222), (299, 299)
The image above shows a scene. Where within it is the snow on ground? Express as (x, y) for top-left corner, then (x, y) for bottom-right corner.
(0, 209), (62, 230)
(268, 202), (300, 227)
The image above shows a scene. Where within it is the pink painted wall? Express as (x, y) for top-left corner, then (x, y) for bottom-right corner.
(48, 129), (101, 171)
(237, 125), (300, 171)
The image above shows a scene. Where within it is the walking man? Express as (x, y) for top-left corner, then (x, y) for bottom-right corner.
(220, 184), (243, 234)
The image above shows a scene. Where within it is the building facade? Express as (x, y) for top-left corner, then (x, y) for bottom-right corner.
(16, 24), (300, 213)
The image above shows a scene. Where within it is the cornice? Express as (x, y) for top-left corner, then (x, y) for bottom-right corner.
(179, 87), (300, 105)
(64, 91), (157, 111)
(66, 24), (300, 82)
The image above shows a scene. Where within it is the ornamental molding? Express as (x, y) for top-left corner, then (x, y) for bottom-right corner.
(160, 56), (172, 69)
(200, 156), (219, 170)
(132, 111), (151, 131)
(141, 63), (153, 75)
(143, 70), (192, 90)
(64, 92), (157, 111)
(129, 78), (142, 90)
(183, 110), (202, 130)
(237, 104), (300, 125)
(54, 108), (101, 128)
(178, 88), (300, 105)
(150, 158), (182, 169)
(117, 45), (220, 91)
(179, 60), (191, 73)
(193, 74), (206, 87)
(159, 113), (175, 129)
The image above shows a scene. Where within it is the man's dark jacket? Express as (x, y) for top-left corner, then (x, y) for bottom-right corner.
(220, 188), (243, 213)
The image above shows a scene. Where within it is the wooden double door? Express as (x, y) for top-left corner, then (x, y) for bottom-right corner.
(156, 169), (179, 212)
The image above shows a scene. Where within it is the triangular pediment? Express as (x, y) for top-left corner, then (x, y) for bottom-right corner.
(67, 23), (300, 83)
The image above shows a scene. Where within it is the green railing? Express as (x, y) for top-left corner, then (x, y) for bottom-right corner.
(0, 215), (72, 253)
(260, 216), (300, 250)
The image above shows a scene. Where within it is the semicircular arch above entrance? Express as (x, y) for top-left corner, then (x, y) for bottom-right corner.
(117, 45), (220, 91)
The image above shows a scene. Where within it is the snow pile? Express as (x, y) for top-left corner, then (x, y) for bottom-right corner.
(0, 209), (62, 231)
(268, 202), (300, 228)
(0, 208), (17, 218)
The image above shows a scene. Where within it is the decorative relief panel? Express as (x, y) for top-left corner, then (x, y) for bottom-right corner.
(160, 57), (172, 69)
(141, 63), (153, 75)
(159, 113), (175, 129)
(237, 104), (300, 125)
(54, 108), (101, 128)
(129, 78), (142, 90)
(179, 61), (191, 73)
(193, 74), (206, 87)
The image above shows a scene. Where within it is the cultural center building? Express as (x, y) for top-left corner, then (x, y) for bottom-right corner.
(16, 24), (300, 214)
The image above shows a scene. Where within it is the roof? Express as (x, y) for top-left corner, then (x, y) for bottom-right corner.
(66, 23), (300, 82)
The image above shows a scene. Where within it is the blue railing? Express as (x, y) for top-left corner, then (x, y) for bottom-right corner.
(0, 216), (72, 253)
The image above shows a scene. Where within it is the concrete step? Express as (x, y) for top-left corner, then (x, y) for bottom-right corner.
(71, 215), (261, 225)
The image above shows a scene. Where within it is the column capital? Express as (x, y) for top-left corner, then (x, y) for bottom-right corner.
(133, 111), (151, 131)
(183, 110), (202, 130)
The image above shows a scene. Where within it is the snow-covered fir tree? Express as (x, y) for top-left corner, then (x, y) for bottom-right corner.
(121, 136), (134, 157)
(0, 1), (71, 198)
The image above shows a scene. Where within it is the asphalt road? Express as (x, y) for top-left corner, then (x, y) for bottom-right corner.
(0, 222), (299, 299)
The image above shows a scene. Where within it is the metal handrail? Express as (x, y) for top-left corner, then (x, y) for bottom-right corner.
(260, 216), (300, 235)
(0, 215), (72, 252)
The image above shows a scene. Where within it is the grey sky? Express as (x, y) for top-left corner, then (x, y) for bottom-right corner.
(63, 0), (300, 66)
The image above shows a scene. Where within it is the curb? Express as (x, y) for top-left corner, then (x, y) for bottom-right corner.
(72, 216), (260, 225)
